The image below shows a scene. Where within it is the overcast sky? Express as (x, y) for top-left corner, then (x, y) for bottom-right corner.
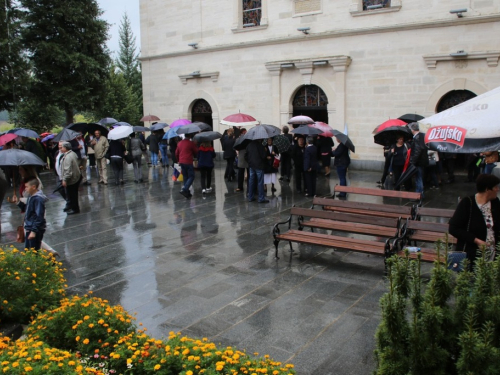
(97, 0), (141, 57)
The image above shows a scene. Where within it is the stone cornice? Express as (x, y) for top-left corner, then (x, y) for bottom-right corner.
(178, 71), (220, 85)
(423, 51), (500, 69)
(140, 14), (500, 62)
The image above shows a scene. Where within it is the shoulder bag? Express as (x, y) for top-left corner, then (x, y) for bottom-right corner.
(447, 197), (471, 272)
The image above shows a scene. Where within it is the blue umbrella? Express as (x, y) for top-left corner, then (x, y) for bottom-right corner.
(98, 117), (118, 125)
(9, 128), (40, 138)
(163, 128), (179, 140)
(113, 122), (131, 127)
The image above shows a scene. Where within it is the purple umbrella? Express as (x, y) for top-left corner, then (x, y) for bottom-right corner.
(170, 119), (191, 128)
(41, 134), (56, 143)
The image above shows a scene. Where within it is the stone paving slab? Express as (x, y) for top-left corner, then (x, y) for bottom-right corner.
(0, 161), (475, 374)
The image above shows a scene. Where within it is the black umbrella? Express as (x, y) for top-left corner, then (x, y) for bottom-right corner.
(374, 126), (412, 146)
(176, 123), (202, 135)
(66, 122), (88, 134)
(9, 128), (40, 138)
(192, 122), (212, 132)
(290, 126), (323, 136)
(133, 126), (150, 132)
(245, 124), (280, 140)
(332, 130), (355, 153)
(0, 149), (46, 166)
(398, 114), (424, 124)
(233, 134), (250, 151)
(395, 164), (417, 189)
(150, 122), (169, 131)
(271, 134), (291, 154)
(87, 123), (109, 137)
(53, 128), (80, 142)
(193, 131), (222, 143)
(98, 117), (118, 125)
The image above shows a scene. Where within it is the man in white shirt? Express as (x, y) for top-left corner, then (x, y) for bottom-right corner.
(76, 132), (90, 185)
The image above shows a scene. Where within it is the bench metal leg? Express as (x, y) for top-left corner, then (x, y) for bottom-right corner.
(274, 238), (280, 259)
(288, 241), (294, 254)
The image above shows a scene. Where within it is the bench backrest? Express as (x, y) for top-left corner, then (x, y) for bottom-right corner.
(290, 207), (399, 228)
(313, 197), (413, 216)
(416, 206), (455, 219)
(333, 185), (422, 201)
(407, 220), (450, 232)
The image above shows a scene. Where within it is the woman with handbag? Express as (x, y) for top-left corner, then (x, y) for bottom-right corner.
(449, 174), (500, 271)
(264, 137), (279, 194)
(389, 136), (409, 191)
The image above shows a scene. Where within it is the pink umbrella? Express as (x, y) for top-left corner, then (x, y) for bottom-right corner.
(288, 115), (314, 125)
(220, 113), (259, 126)
(309, 122), (334, 137)
(170, 119), (191, 128)
(0, 133), (18, 147)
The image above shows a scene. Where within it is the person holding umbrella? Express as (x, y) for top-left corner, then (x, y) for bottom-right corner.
(90, 130), (109, 185)
(130, 133), (146, 183)
(198, 141), (216, 194)
(304, 136), (319, 197)
(246, 139), (269, 203)
(222, 128), (237, 181)
(60, 141), (82, 214)
(389, 136), (410, 190)
(331, 136), (351, 198)
(175, 133), (198, 198)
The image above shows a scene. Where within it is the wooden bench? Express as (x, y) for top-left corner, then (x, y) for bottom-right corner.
(415, 206), (455, 221)
(398, 219), (456, 262)
(272, 206), (401, 264)
(333, 185), (422, 205)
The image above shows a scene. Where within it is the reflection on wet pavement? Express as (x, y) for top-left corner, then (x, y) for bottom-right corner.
(0, 162), (475, 374)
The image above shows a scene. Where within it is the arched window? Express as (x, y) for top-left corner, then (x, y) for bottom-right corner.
(436, 90), (477, 113)
(191, 99), (213, 128)
(292, 85), (329, 124)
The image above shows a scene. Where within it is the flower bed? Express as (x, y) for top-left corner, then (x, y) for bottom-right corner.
(0, 247), (66, 324)
(0, 247), (297, 374)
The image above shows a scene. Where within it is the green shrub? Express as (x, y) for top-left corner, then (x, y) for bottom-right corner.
(374, 244), (500, 374)
(0, 247), (66, 324)
(27, 294), (136, 356)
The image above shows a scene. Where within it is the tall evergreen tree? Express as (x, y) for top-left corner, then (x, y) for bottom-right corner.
(0, 0), (29, 112)
(20, 0), (111, 125)
(116, 13), (142, 123)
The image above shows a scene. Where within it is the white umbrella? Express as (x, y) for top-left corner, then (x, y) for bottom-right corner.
(420, 85), (500, 153)
(108, 126), (133, 140)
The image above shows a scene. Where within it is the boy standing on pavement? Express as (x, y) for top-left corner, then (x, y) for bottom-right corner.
(18, 178), (46, 251)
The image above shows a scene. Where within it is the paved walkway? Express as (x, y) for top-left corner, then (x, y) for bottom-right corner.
(0, 162), (475, 374)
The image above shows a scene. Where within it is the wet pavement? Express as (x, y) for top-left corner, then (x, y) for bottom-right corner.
(0, 162), (476, 374)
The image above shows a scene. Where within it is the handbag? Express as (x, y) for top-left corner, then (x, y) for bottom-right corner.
(428, 156), (437, 167)
(124, 153), (134, 164)
(383, 156), (395, 190)
(16, 226), (25, 243)
(272, 155), (281, 169)
(447, 197), (471, 272)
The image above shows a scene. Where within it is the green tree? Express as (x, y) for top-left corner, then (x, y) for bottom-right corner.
(0, 0), (29, 112)
(89, 65), (140, 124)
(20, 0), (111, 125)
(9, 96), (65, 134)
(116, 13), (142, 123)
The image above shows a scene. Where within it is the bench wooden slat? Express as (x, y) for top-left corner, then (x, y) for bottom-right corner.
(396, 250), (442, 262)
(334, 186), (422, 200)
(417, 207), (455, 219)
(407, 221), (449, 232)
(303, 218), (398, 238)
(290, 207), (398, 227)
(410, 231), (457, 244)
(313, 197), (413, 216)
(276, 230), (386, 255)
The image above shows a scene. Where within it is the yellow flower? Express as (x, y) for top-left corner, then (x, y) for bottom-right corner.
(113, 354), (120, 359)
(68, 361), (76, 366)
(88, 323), (94, 328)
(32, 273), (36, 278)
(24, 366), (33, 372)
(75, 336), (80, 342)
(154, 364), (161, 370)
(83, 339), (90, 345)
(83, 315), (90, 320)
(186, 371), (193, 375)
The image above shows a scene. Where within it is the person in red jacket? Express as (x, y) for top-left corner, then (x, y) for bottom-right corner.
(175, 134), (198, 198)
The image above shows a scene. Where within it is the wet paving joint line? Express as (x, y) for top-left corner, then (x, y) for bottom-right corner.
(284, 277), (384, 364)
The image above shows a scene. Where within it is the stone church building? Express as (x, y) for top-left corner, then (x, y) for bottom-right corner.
(139, 0), (500, 168)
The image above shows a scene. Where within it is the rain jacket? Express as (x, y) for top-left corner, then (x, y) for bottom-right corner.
(175, 139), (198, 164)
(18, 190), (47, 234)
(409, 132), (429, 167)
(60, 150), (81, 185)
(331, 143), (350, 167)
(198, 145), (216, 168)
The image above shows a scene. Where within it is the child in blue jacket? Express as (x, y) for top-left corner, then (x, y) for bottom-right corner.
(17, 177), (47, 251)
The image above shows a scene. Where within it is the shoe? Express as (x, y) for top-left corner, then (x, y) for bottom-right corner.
(279, 177), (284, 181)
(82, 181), (91, 185)
(271, 187), (277, 193)
(235, 188), (243, 192)
(66, 209), (80, 215)
(202, 189), (206, 194)
(63, 207), (71, 212)
(376, 180), (382, 184)
(139, 179), (144, 183)
(206, 187), (212, 192)
(258, 199), (269, 203)
(248, 199), (256, 202)
(120, 180), (124, 185)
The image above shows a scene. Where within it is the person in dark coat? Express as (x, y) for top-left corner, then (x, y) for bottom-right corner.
(409, 122), (428, 195)
(146, 132), (160, 167)
(389, 136), (410, 190)
(222, 128), (237, 181)
(108, 139), (127, 185)
(449, 174), (500, 270)
(197, 142), (216, 193)
(279, 125), (293, 182)
(246, 139), (268, 203)
(292, 137), (306, 193)
(303, 136), (319, 197)
(169, 136), (178, 166)
(317, 136), (334, 177)
(331, 139), (351, 198)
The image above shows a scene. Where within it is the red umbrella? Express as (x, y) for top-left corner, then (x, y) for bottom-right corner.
(372, 119), (407, 134)
(140, 115), (160, 122)
(220, 113), (259, 126)
(170, 119), (191, 128)
(0, 133), (18, 147)
(288, 115), (314, 125)
(309, 122), (334, 137)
